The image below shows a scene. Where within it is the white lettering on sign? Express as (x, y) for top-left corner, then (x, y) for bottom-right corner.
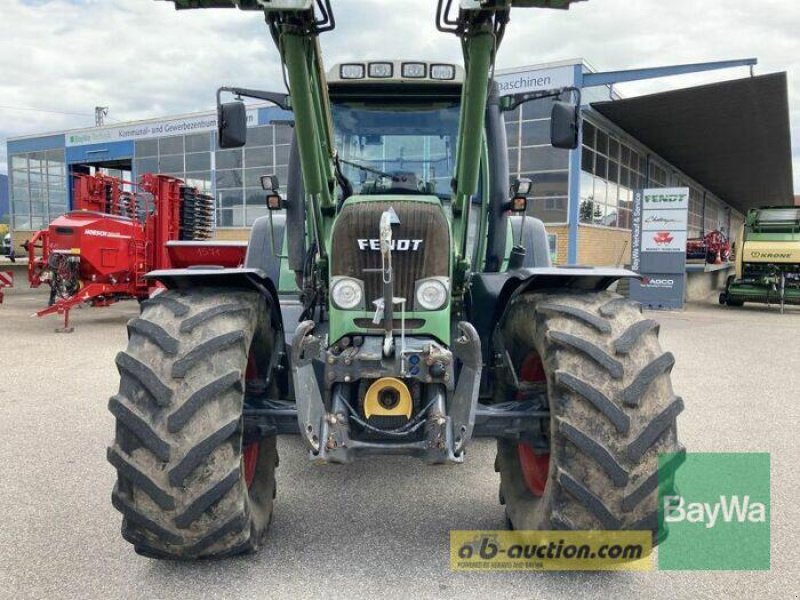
(495, 66), (574, 96)
(358, 239), (423, 251)
(663, 495), (767, 529)
(641, 277), (675, 288)
(83, 229), (128, 239)
(65, 110), (259, 147)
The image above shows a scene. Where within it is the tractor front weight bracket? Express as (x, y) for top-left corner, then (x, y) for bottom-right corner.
(289, 320), (483, 465)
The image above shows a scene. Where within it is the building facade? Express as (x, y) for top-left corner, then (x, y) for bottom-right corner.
(6, 58), (791, 267)
(0, 174), (8, 222)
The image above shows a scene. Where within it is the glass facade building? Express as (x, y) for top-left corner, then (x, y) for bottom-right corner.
(6, 59), (753, 268)
(506, 100), (571, 224)
(9, 148), (67, 231)
(577, 117), (738, 239)
(132, 124), (293, 229)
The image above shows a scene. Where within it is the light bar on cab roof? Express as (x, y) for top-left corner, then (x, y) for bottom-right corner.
(340, 63), (366, 79)
(430, 64), (456, 80)
(368, 62), (393, 78)
(401, 62), (427, 79)
(331, 61), (461, 82)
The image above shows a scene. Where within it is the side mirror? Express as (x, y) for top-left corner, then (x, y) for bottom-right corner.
(218, 101), (247, 149)
(550, 101), (580, 150)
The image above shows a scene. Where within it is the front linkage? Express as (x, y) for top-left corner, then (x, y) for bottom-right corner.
(290, 320), (482, 464)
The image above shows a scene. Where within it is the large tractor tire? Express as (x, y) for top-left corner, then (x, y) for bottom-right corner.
(495, 291), (685, 544)
(108, 288), (279, 559)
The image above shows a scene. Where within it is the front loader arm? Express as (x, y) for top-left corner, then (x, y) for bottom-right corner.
(437, 0), (585, 269)
(162, 0), (586, 274)
(160, 0), (337, 265)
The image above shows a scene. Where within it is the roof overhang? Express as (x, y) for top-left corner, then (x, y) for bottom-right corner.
(591, 73), (794, 214)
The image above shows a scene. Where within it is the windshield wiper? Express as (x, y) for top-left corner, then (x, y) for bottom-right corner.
(338, 157), (393, 178)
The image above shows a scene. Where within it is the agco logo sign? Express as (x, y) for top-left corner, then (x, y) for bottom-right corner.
(357, 239), (423, 251)
(641, 277), (674, 288)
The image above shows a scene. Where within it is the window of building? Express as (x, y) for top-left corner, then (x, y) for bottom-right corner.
(506, 97), (570, 223)
(688, 187), (703, 238)
(214, 124), (292, 227)
(134, 133), (213, 196)
(579, 121), (646, 229)
(10, 148), (66, 230)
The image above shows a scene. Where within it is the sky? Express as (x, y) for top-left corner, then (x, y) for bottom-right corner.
(0, 0), (798, 192)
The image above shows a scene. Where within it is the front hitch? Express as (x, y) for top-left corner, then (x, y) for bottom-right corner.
(289, 320), (483, 464)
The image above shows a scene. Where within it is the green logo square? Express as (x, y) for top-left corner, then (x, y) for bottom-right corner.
(658, 452), (770, 570)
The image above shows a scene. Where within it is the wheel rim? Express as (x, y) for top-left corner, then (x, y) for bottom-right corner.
(242, 442), (260, 489)
(517, 352), (550, 497)
(242, 346), (261, 490)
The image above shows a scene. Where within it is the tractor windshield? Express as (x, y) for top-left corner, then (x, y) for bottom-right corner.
(331, 101), (460, 199)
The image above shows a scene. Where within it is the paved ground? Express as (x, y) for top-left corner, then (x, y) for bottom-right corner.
(1, 286), (798, 600)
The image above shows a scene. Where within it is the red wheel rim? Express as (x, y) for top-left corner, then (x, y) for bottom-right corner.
(517, 352), (550, 497)
(242, 442), (259, 489)
(242, 346), (260, 490)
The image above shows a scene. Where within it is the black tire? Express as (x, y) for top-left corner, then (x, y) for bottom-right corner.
(108, 287), (279, 559)
(495, 291), (685, 544)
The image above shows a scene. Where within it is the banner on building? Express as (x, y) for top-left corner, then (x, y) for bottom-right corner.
(65, 109), (259, 147)
(630, 188), (689, 310)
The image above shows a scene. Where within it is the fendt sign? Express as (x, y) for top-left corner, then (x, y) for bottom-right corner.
(630, 188), (689, 310)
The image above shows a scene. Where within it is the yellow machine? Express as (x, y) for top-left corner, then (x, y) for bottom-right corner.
(721, 206), (800, 311)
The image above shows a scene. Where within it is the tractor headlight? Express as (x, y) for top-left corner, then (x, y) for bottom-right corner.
(415, 277), (449, 311)
(331, 277), (364, 310)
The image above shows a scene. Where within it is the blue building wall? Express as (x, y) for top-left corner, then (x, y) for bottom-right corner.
(0, 174), (9, 220)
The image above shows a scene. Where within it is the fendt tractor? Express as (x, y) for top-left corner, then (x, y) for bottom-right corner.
(720, 206), (800, 312)
(108, 0), (685, 559)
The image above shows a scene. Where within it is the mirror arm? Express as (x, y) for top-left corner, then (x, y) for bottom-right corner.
(501, 85), (581, 112)
(217, 87), (291, 112)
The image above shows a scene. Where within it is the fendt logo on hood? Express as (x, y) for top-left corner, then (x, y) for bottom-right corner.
(357, 239), (423, 251)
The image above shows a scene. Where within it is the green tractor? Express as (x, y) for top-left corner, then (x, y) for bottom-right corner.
(108, 0), (684, 559)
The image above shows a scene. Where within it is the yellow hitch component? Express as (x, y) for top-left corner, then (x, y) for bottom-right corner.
(364, 377), (412, 419)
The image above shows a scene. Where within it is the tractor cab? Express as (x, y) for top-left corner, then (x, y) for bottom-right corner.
(328, 61), (464, 203)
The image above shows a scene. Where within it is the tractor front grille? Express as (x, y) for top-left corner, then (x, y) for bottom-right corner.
(330, 199), (450, 307)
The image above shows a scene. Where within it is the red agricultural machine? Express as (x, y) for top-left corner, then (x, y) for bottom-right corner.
(686, 229), (732, 264)
(25, 172), (245, 331)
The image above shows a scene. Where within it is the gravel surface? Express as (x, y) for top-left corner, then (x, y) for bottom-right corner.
(1, 286), (797, 599)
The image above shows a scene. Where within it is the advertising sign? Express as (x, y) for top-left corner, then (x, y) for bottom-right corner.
(495, 65), (575, 96)
(65, 109), (259, 147)
(630, 188), (689, 310)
